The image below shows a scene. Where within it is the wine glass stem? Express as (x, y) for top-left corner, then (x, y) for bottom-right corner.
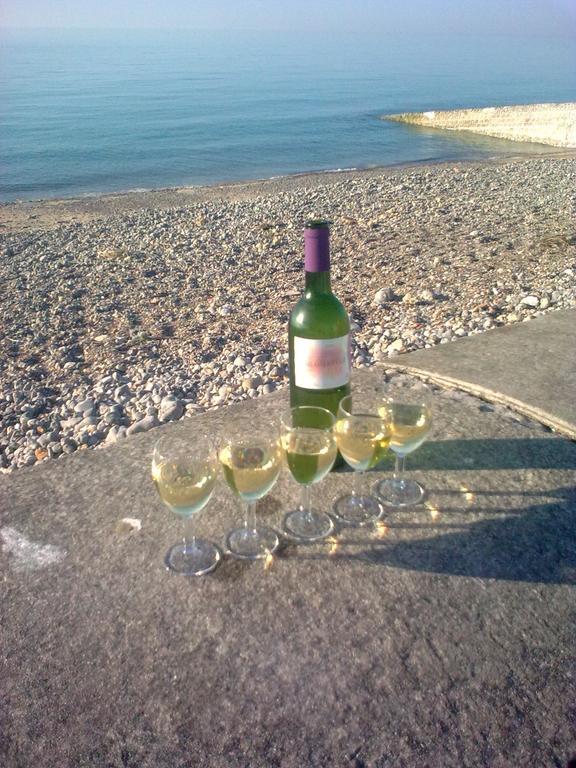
(394, 454), (406, 484)
(182, 517), (196, 550)
(245, 501), (257, 533)
(352, 469), (364, 497)
(300, 484), (312, 515)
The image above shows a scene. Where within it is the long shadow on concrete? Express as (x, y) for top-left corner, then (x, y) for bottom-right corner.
(287, 435), (576, 586)
(396, 437), (576, 471)
(285, 491), (575, 586)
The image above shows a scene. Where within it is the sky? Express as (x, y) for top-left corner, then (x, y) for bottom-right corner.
(1, 0), (575, 36)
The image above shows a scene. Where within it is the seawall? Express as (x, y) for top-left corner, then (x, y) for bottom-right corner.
(384, 102), (576, 148)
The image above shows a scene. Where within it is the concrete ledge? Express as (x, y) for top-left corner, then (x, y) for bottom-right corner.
(384, 102), (576, 148)
(385, 309), (576, 439)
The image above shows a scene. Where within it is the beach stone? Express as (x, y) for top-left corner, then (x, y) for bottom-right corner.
(103, 411), (123, 426)
(126, 415), (160, 436)
(158, 397), (184, 423)
(114, 384), (133, 402)
(373, 287), (396, 305)
(242, 375), (262, 391)
(386, 339), (404, 354)
(74, 398), (96, 415)
(78, 416), (99, 430)
(105, 426), (120, 444)
(520, 295), (540, 307)
(37, 432), (57, 448)
(62, 416), (83, 430)
(24, 402), (45, 419)
(61, 438), (78, 455)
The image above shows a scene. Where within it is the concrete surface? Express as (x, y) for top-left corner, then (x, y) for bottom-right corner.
(384, 103), (576, 148)
(388, 309), (576, 439)
(1, 368), (575, 768)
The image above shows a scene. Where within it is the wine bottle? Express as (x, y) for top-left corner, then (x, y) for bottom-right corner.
(288, 220), (351, 417)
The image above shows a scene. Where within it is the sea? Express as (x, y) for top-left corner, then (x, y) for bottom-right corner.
(0, 29), (575, 202)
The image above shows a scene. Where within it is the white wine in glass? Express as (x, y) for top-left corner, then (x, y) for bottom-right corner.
(335, 415), (389, 471)
(220, 432), (282, 560)
(376, 383), (432, 507)
(281, 405), (337, 540)
(152, 434), (221, 576)
(332, 394), (389, 526)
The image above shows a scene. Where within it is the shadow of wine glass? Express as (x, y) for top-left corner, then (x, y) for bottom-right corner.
(406, 437), (576, 472)
(278, 432), (576, 586)
(278, 486), (576, 586)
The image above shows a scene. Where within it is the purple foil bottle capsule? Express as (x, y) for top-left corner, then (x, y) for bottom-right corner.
(304, 220), (330, 273)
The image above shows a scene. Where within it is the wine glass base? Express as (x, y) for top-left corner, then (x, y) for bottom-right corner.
(376, 477), (425, 507)
(165, 539), (222, 576)
(282, 508), (334, 541)
(332, 494), (384, 527)
(226, 525), (280, 560)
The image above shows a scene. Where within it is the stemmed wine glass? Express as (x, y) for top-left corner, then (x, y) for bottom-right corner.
(152, 433), (221, 576)
(219, 421), (282, 560)
(376, 379), (433, 507)
(280, 405), (337, 540)
(332, 392), (390, 526)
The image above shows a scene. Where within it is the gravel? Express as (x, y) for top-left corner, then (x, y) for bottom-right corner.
(1, 156), (575, 471)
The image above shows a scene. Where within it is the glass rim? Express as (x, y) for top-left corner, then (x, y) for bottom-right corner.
(219, 430), (280, 449)
(337, 393), (395, 421)
(153, 432), (216, 462)
(281, 405), (336, 430)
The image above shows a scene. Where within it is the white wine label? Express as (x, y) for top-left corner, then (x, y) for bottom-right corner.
(294, 334), (350, 390)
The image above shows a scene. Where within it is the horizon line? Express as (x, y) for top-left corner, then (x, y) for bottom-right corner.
(1, 25), (575, 39)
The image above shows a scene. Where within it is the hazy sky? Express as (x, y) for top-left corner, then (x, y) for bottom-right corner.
(1, 0), (575, 36)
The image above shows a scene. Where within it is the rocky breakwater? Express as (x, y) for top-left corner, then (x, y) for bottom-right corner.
(0, 156), (575, 471)
(384, 102), (576, 148)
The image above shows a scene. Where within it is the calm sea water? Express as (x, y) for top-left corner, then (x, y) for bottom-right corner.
(1, 29), (575, 201)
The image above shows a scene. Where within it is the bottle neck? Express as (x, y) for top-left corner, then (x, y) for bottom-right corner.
(305, 270), (331, 294)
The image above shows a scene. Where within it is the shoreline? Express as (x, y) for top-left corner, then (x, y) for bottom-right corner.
(0, 154), (575, 471)
(2, 148), (574, 233)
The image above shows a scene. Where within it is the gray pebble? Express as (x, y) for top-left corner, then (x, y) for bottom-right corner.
(74, 398), (95, 414)
(114, 384), (133, 402)
(373, 287), (396, 305)
(126, 415), (160, 436)
(61, 438), (78, 454)
(159, 397), (184, 423)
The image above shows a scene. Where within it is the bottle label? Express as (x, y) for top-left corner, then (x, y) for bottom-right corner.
(294, 335), (350, 390)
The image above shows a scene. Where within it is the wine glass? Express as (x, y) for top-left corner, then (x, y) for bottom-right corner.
(280, 405), (337, 541)
(332, 392), (390, 526)
(219, 422), (282, 560)
(376, 380), (433, 507)
(152, 433), (221, 576)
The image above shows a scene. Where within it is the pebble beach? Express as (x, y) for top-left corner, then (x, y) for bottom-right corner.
(1, 154), (575, 472)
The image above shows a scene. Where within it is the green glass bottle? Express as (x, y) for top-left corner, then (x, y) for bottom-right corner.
(288, 221), (351, 417)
